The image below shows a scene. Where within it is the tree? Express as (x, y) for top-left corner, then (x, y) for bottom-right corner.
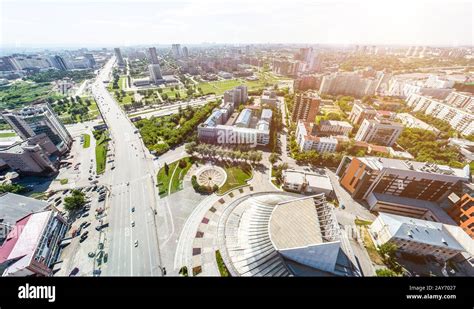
(376, 268), (397, 277)
(64, 190), (86, 212)
(378, 242), (397, 259)
(269, 152), (279, 164)
(0, 184), (28, 194)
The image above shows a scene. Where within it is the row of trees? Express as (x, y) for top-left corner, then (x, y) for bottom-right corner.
(186, 142), (263, 165)
(0, 184), (28, 194)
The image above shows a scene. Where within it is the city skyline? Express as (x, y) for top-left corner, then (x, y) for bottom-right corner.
(1, 0), (473, 48)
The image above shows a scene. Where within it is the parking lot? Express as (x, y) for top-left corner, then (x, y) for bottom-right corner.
(52, 185), (110, 277)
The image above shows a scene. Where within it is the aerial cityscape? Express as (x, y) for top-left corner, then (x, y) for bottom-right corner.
(0, 0), (473, 284)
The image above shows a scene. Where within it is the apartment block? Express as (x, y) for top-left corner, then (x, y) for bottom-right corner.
(318, 120), (353, 137)
(292, 91), (320, 122)
(354, 117), (403, 146)
(406, 93), (474, 136)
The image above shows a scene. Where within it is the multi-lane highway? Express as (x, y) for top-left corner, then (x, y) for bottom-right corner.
(91, 57), (163, 276)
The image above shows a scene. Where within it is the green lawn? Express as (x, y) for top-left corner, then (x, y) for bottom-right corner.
(170, 158), (193, 194)
(0, 132), (16, 138)
(162, 87), (188, 100)
(157, 157), (194, 197)
(218, 163), (252, 194)
(196, 73), (286, 96)
(95, 131), (109, 174)
(83, 134), (91, 148)
(157, 161), (179, 197)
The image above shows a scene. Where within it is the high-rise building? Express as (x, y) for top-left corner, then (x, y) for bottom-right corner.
(354, 117), (403, 146)
(293, 74), (322, 92)
(223, 85), (248, 107)
(50, 55), (68, 71)
(291, 91), (320, 122)
(148, 47), (159, 64)
(2, 103), (72, 153)
(171, 44), (182, 58)
(182, 46), (189, 58)
(148, 64), (163, 84)
(84, 53), (96, 67)
(114, 47), (125, 66)
(319, 72), (380, 98)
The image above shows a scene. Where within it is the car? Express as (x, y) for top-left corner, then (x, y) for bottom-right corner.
(82, 231), (89, 237)
(88, 177), (93, 181)
(131, 207), (135, 212)
(134, 240), (138, 247)
(69, 267), (80, 277)
(79, 236), (88, 243)
(131, 221), (135, 227)
(82, 212), (90, 218)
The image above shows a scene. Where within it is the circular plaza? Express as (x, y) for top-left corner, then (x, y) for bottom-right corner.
(195, 165), (227, 188)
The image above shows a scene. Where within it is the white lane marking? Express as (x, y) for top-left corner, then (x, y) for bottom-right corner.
(141, 179), (154, 276)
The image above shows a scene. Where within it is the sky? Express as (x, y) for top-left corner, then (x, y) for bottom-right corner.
(0, 0), (473, 48)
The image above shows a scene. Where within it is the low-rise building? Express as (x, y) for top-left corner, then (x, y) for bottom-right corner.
(0, 209), (68, 276)
(0, 133), (59, 175)
(198, 103), (271, 147)
(282, 169), (333, 196)
(296, 121), (338, 152)
(318, 120), (353, 136)
(370, 212), (473, 262)
(260, 90), (278, 107)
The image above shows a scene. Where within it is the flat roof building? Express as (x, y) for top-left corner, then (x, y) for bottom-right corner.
(0, 210), (68, 276)
(337, 156), (471, 221)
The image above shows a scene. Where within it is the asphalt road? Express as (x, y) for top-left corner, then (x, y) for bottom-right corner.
(91, 57), (163, 276)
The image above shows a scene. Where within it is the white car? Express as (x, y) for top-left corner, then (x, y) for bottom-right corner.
(134, 240), (138, 247)
(131, 221), (135, 227)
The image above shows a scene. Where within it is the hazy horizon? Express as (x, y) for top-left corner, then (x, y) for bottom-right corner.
(1, 0), (473, 48)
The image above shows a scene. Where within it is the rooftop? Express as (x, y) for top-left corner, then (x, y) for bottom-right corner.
(358, 157), (469, 179)
(0, 193), (49, 230)
(270, 197), (322, 250)
(377, 212), (466, 252)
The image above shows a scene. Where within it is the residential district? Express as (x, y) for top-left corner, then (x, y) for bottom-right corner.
(0, 44), (473, 278)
